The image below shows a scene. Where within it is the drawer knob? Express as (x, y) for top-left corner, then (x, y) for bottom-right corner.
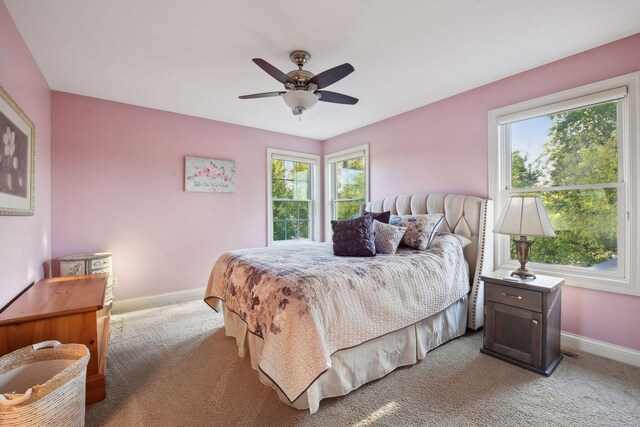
(502, 292), (523, 300)
(532, 319), (539, 325)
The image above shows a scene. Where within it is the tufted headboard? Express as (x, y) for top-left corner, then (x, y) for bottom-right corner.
(363, 194), (494, 330)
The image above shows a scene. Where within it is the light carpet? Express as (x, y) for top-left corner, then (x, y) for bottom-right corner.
(86, 300), (640, 426)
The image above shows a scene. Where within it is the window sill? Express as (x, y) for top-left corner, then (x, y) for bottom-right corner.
(271, 239), (319, 247)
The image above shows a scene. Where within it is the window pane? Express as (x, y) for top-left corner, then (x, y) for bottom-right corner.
(295, 162), (309, 182)
(272, 179), (293, 199)
(295, 181), (309, 200)
(510, 188), (618, 270)
(336, 200), (363, 220)
(273, 221), (286, 241)
(299, 221), (310, 239)
(299, 202), (309, 220)
(510, 101), (618, 188)
(284, 161), (295, 180)
(284, 201), (298, 220)
(284, 180), (295, 196)
(273, 201), (288, 221)
(272, 159), (285, 180)
(286, 221), (299, 240)
(336, 157), (365, 200)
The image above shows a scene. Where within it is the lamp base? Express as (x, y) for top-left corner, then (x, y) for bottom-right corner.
(511, 236), (536, 280)
(510, 268), (536, 280)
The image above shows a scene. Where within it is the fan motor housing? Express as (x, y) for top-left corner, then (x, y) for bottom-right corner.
(286, 69), (314, 87)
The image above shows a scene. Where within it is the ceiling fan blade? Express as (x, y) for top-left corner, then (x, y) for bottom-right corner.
(308, 63), (355, 89)
(239, 91), (285, 99)
(317, 90), (359, 105)
(252, 58), (291, 84)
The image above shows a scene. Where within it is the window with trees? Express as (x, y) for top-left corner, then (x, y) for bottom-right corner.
(267, 148), (320, 245)
(489, 73), (640, 295)
(325, 145), (369, 237)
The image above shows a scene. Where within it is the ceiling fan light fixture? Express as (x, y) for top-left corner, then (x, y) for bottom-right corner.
(283, 90), (319, 115)
(239, 52), (358, 116)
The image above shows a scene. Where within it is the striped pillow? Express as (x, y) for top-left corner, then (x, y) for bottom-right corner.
(374, 220), (407, 254)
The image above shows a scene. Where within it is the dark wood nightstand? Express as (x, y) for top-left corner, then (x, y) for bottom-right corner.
(480, 270), (564, 376)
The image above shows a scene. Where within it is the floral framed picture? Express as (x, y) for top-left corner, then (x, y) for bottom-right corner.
(0, 85), (35, 215)
(185, 156), (236, 193)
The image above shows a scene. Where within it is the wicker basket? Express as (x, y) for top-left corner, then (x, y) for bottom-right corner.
(0, 341), (90, 427)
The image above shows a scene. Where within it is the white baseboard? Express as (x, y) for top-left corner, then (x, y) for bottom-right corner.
(561, 331), (640, 368)
(111, 287), (205, 314)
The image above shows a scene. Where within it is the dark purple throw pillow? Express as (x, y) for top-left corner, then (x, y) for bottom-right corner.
(331, 213), (377, 257)
(355, 209), (391, 224)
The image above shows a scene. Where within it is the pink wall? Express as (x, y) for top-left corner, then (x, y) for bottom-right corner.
(51, 92), (321, 300)
(0, 2), (51, 308)
(323, 33), (640, 351)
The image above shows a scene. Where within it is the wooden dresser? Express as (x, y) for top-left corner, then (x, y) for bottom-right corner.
(0, 275), (110, 403)
(480, 270), (564, 376)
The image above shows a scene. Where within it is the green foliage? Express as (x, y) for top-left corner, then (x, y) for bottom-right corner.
(511, 151), (542, 188)
(545, 103), (618, 186)
(510, 101), (619, 269)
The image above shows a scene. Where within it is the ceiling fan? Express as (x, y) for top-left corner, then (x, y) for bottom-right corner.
(239, 50), (358, 116)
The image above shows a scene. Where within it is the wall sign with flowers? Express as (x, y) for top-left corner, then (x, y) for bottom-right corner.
(185, 156), (236, 193)
(0, 85), (35, 215)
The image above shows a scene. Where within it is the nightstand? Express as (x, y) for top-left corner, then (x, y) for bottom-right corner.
(480, 270), (564, 376)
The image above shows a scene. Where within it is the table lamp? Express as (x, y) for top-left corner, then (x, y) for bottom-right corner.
(494, 196), (555, 279)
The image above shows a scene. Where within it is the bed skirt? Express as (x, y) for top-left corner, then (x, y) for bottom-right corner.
(221, 295), (469, 413)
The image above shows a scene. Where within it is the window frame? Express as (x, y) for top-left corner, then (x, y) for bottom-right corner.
(488, 71), (640, 296)
(324, 144), (370, 240)
(267, 148), (321, 246)
(488, 72), (640, 295)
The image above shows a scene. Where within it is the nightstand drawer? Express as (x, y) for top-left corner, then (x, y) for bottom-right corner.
(486, 282), (542, 312)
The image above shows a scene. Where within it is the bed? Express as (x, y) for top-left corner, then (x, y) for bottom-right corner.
(204, 193), (493, 413)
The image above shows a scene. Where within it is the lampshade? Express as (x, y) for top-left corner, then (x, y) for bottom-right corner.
(494, 196), (556, 237)
(283, 90), (319, 115)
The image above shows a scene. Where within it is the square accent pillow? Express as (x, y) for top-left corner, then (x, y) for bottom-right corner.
(374, 220), (407, 254)
(389, 213), (445, 250)
(331, 213), (376, 257)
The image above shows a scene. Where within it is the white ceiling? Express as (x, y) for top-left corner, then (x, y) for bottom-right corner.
(5, 1), (640, 140)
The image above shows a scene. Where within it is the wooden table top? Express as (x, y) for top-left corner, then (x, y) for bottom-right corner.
(0, 275), (107, 326)
(481, 270), (565, 293)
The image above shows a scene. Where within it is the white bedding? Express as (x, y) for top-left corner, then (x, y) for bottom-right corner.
(204, 234), (469, 403)
(222, 295), (468, 412)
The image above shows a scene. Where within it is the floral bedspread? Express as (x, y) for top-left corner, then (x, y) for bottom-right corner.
(204, 234), (469, 402)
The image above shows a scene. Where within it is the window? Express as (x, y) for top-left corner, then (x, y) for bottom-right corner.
(325, 144), (369, 238)
(267, 148), (320, 245)
(489, 72), (640, 295)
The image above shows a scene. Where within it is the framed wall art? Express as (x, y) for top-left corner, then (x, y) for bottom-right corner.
(185, 156), (236, 193)
(0, 85), (35, 215)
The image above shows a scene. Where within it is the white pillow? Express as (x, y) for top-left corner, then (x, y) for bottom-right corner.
(437, 232), (472, 248)
(374, 220), (407, 254)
